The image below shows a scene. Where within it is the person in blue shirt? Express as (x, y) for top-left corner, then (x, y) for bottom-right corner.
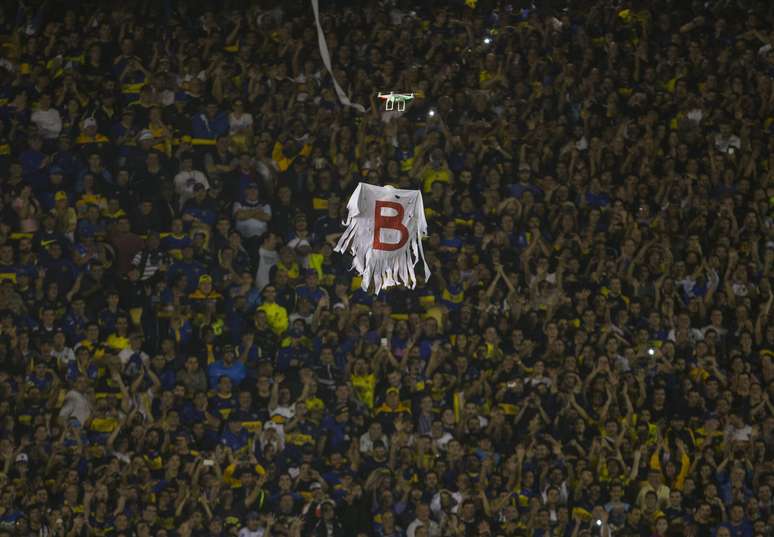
(167, 245), (206, 294)
(209, 376), (238, 421)
(295, 269), (326, 307)
(181, 391), (209, 426)
(191, 101), (229, 142)
(148, 353), (176, 391)
(50, 133), (81, 180)
(207, 344), (247, 388)
(236, 330), (260, 368)
(312, 195), (344, 246)
(584, 177), (612, 208)
(38, 168), (69, 210)
(40, 241), (79, 296)
(161, 219), (194, 260)
(26, 361), (55, 391)
(181, 183), (218, 227)
(63, 297), (90, 343)
(320, 404), (354, 456)
(719, 504), (753, 537)
(220, 415), (249, 452)
(438, 220), (464, 258)
(19, 134), (49, 192)
(509, 162), (544, 200)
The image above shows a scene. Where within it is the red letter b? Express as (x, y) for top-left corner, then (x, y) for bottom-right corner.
(373, 200), (409, 251)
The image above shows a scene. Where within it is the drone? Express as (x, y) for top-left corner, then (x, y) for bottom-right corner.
(377, 91), (419, 111)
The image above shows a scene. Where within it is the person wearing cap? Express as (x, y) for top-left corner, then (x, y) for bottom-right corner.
(51, 190), (77, 240)
(374, 387), (412, 434)
(136, 128), (156, 148)
(15, 452), (29, 466)
(318, 402), (357, 458)
(75, 117), (109, 148)
(189, 274), (223, 320)
(311, 498), (344, 537)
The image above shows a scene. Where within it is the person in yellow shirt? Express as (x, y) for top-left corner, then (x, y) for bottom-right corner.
(415, 147), (452, 193)
(257, 285), (288, 336)
(374, 387), (412, 427)
(648, 437), (692, 492)
(350, 357), (377, 410)
(52, 191), (77, 239)
(189, 274), (223, 304)
(75, 117), (109, 147)
(146, 106), (173, 156)
(105, 315), (132, 352)
(272, 137), (312, 173)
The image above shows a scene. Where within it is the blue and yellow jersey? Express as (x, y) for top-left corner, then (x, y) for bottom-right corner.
(160, 232), (191, 261)
(441, 284), (464, 311)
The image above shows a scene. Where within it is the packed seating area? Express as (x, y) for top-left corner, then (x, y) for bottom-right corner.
(0, 0), (773, 536)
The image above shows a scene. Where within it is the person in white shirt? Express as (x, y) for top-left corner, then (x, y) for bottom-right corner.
(233, 183), (271, 239)
(118, 333), (150, 373)
(229, 99), (254, 135)
(255, 232), (279, 291)
(51, 330), (75, 368)
(430, 489), (461, 517)
(667, 312), (704, 345)
(714, 122), (741, 154)
(238, 512), (273, 537)
(31, 93), (62, 140)
(58, 376), (93, 427)
(360, 421), (389, 454)
(406, 504), (441, 537)
(174, 152), (210, 209)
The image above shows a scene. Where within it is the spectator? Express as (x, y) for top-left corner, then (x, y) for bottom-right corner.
(233, 182), (272, 243)
(30, 92), (62, 142)
(0, 2), (772, 537)
(207, 344), (247, 388)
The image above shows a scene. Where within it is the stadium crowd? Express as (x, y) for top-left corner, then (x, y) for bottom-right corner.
(0, 0), (773, 536)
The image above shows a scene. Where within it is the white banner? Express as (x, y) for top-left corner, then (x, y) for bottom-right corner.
(335, 183), (430, 294)
(310, 0), (366, 113)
